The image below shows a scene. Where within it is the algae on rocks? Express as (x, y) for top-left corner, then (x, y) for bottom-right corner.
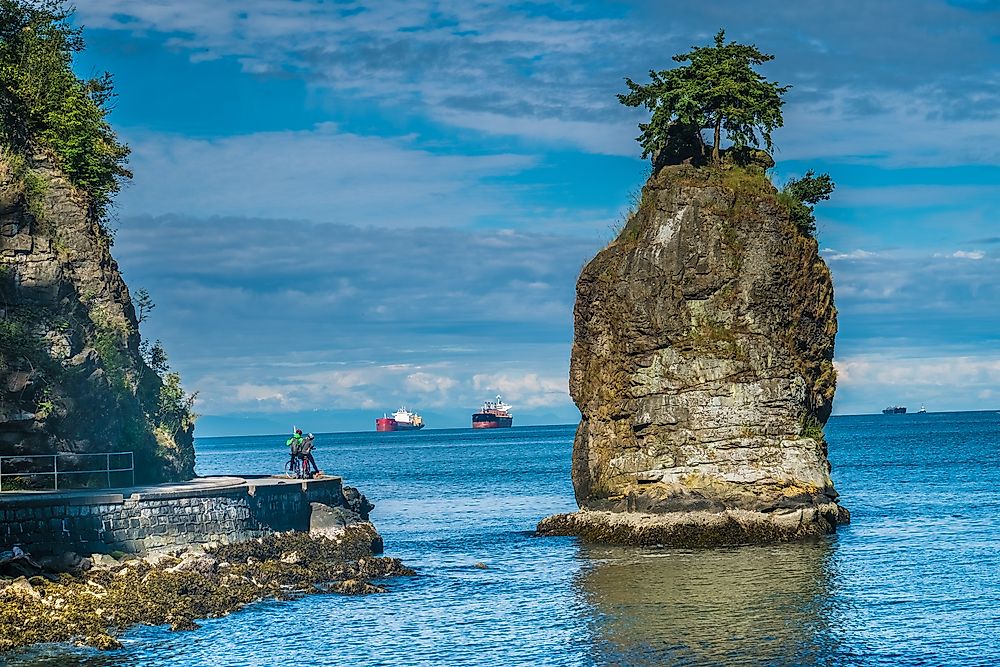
(540, 163), (846, 546)
(0, 528), (413, 653)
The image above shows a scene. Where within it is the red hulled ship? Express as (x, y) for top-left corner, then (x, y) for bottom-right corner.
(472, 395), (513, 429)
(376, 407), (425, 432)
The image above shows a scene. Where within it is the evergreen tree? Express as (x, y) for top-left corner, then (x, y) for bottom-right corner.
(0, 0), (130, 217)
(619, 29), (789, 165)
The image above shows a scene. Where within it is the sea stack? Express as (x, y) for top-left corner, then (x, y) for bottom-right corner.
(538, 161), (848, 546)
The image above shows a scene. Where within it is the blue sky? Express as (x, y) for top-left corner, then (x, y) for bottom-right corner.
(68, 0), (1000, 435)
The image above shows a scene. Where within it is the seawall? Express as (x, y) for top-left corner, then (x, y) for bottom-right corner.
(0, 476), (349, 555)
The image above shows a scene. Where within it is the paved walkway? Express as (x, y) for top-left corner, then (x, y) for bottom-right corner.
(0, 474), (342, 506)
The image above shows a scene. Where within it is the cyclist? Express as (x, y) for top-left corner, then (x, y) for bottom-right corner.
(286, 428), (305, 475)
(300, 433), (319, 478)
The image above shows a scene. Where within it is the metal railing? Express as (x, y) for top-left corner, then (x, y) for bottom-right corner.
(0, 451), (134, 492)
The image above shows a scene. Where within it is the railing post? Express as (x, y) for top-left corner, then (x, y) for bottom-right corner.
(0, 456), (4, 492)
(130, 452), (135, 487)
(53, 454), (59, 491)
(107, 453), (111, 488)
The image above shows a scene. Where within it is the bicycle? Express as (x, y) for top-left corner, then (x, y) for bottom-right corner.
(284, 453), (313, 479)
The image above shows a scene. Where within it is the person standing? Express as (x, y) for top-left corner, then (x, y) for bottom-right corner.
(286, 428), (305, 474)
(301, 433), (319, 478)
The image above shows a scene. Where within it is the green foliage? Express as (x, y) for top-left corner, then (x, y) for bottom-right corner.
(619, 29), (789, 165)
(92, 329), (130, 391)
(140, 339), (169, 376)
(0, 314), (43, 366)
(35, 397), (53, 418)
(800, 414), (825, 441)
(134, 287), (155, 324)
(0, 306), (63, 375)
(779, 170), (835, 234)
(157, 371), (197, 437)
(0, 0), (130, 217)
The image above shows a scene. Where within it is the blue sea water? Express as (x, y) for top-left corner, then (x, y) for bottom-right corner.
(6, 411), (1000, 666)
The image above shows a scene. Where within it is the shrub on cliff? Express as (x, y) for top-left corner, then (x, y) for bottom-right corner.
(778, 170), (835, 235)
(619, 29), (789, 166)
(0, 0), (130, 217)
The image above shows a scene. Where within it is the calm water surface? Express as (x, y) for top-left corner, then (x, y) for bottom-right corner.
(7, 412), (1000, 666)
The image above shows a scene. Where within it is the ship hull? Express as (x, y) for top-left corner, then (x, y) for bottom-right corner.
(376, 418), (425, 432)
(472, 414), (513, 429)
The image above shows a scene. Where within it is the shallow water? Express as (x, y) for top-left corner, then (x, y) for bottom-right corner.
(7, 412), (1000, 666)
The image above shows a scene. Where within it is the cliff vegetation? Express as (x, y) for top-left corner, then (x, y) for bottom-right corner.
(0, 0), (195, 482)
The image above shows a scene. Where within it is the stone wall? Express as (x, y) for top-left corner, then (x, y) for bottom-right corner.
(0, 477), (351, 555)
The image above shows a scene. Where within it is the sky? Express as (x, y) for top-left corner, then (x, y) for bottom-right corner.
(67, 0), (1000, 436)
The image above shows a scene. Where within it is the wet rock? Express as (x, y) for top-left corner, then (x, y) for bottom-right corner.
(90, 553), (120, 568)
(36, 551), (90, 575)
(474, 562), (489, 570)
(0, 576), (40, 600)
(537, 505), (842, 547)
(342, 486), (375, 520)
(332, 579), (385, 595)
(309, 501), (361, 539)
(165, 554), (218, 576)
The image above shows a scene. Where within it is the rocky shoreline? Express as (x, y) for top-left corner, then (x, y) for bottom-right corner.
(537, 503), (850, 547)
(0, 524), (413, 652)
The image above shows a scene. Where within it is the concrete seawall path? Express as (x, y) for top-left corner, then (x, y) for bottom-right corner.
(0, 475), (353, 556)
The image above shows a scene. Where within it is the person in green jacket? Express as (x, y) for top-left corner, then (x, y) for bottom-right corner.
(286, 428), (305, 475)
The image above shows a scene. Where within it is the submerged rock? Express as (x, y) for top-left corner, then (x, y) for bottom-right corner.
(540, 165), (845, 546)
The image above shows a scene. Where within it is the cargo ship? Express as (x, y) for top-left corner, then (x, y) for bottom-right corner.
(376, 407), (425, 432)
(882, 405), (907, 414)
(472, 395), (513, 429)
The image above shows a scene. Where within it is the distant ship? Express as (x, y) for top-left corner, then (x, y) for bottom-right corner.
(376, 407), (425, 432)
(918, 404), (927, 414)
(882, 406), (907, 414)
(472, 395), (513, 429)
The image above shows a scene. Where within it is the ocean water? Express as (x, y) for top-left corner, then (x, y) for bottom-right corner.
(7, 411), (1000, 666)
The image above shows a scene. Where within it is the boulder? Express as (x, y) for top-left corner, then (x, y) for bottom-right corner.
(309, 502), (362, 539)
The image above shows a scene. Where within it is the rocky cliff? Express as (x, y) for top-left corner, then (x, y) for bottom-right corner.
(0, 150), (194, 483)
(538, 164), (847, 545)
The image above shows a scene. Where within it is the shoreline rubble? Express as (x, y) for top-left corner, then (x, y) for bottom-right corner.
(0, 522), (413, 652)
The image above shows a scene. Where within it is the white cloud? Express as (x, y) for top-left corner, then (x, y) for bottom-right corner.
(836, 356), (1000, 388)
(824, 249), (877, 261)
(405, 372), (458, 397)
(472, 372), (568, 408)
(952, 250), (985, 260)
(76, 1), (1000, 166)
(118, 125), (536, 226)
(780, 86), (1000, 166)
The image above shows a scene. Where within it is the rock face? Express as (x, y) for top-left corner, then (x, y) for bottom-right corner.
(539, 164), (845, 545)
(0, 151), (194, 482)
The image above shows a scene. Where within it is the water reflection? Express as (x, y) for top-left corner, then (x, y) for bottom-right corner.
(577, 538), (838, 666)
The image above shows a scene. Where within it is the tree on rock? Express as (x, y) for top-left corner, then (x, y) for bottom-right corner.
(0, 0), (130, 217)
(619, 29), (789, 166)
(780, 170), (835, 234)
